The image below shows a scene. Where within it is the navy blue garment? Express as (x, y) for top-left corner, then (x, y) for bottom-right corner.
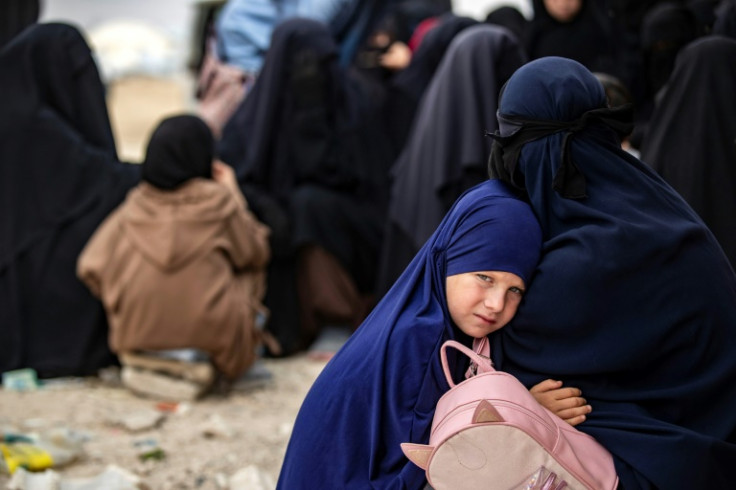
(277, 179), (541, 489)
(488, 57), (736, 489)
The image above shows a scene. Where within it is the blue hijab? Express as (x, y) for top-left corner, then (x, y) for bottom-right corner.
(277, 179), (541, 489)
(489, 57), (736, 489)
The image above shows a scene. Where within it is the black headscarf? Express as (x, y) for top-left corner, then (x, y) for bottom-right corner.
(390, 13), (478, 99)
(219, 17), (393, 223)
(640, 2), (699, 99)
(485, 5), (529, 44)
(488, 56), (736, 489)
(384, 14), (478, 154)
(1, 22), (118, 154)
(142, 115), (214, 190)
(640, 35), (736, 268)
(0, 23), (140, 377)
(525, 0), (619, 74)
(217, 18), (394, 353)
(220, 18), (357, 196)
(714, 0), (736, 37)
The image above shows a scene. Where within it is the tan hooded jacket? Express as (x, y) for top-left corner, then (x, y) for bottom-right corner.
(78, 179), (270, 380)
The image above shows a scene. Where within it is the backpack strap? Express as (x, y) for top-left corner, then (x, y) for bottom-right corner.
(467, 336), (494, 378)
(440, 340), (495, 388)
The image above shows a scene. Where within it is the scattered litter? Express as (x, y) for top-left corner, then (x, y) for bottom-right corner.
(200, 414), (234, 439)
(98, 366), (123, 387)
(6, 467), (60, 489)
(214, 472), (228, 489)
(278, 422), (293, 437)
(133, 438), (166, 463)
(7, 464), (147, 490)
(228, 465), (275, 490)
(154, 401), (179, 413)
(121, 366), (209, 401)
(112, 409), (165, 432)
(2, 369), (39, 392)
(1, 427), (86, 474)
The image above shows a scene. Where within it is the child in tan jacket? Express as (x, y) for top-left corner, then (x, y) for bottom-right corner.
(78, 114), (270, 383)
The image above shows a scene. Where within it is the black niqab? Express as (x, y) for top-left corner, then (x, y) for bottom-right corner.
(384, 14), (478, 154)
(640, 35), (736, 268)
(526, 0), (619, 74)
(217, 18), (393, 354)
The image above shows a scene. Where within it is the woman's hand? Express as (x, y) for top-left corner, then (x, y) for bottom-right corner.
(530, 379), (591, 427)
(380, 41), (412, 71)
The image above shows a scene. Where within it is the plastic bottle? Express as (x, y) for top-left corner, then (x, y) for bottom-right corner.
(0, 427), (85, 474)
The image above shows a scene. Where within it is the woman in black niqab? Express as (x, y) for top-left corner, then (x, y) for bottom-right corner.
(640, 35), (736, 269)
(485, 5), (529, 43)
(525, 0), (620, 75)
(714, 0), (736, 37)
(382, 13), (478, 156)
(218, 18), (393, 355)
(0, 23), (140, 378)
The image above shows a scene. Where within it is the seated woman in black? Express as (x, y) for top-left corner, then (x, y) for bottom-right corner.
(0, 23), (140, 377)
(217, 18), (394, 355)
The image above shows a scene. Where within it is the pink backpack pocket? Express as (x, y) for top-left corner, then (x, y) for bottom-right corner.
(401, 340), (618, 489)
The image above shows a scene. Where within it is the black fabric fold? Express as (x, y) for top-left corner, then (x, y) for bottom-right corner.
(488, 104), (633, 198)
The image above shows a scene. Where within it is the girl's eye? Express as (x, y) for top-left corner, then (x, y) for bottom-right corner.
(509, 286), (525, 296)
(476, 274), (492, 283)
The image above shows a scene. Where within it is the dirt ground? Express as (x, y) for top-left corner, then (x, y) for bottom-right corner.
(0, 76), (326, 489)
(0, 355), (327, 489)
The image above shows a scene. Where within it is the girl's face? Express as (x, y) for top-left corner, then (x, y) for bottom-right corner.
(446, 271), (525, 338)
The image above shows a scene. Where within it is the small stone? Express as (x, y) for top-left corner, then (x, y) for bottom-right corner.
(114, 409), (165, 432)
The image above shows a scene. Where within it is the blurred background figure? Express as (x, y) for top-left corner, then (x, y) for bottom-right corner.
(376, 24), (527, 296)
(524, 0), (621, 76)
(196, 0), (397, 138)
(0, 0), (40, 49)
(78, 114), (271, 392)
(714, 0), (736, 37)
(485, 4), (529, 42)
(217, 18), (394, 357)
(629, 1), (700, 149)
(381, 13), (478, 157)
(640, 35), (736, 270)
(0, 23), (141, 378)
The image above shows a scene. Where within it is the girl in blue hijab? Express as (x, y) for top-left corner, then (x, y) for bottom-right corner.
(489, 56), (736, 489)
(277, 179), (545, 488)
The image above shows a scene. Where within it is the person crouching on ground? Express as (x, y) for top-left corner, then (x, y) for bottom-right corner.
(77, 114), (271, 382)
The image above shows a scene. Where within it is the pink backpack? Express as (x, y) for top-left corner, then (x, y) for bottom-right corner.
(401, 340), (619, 489)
